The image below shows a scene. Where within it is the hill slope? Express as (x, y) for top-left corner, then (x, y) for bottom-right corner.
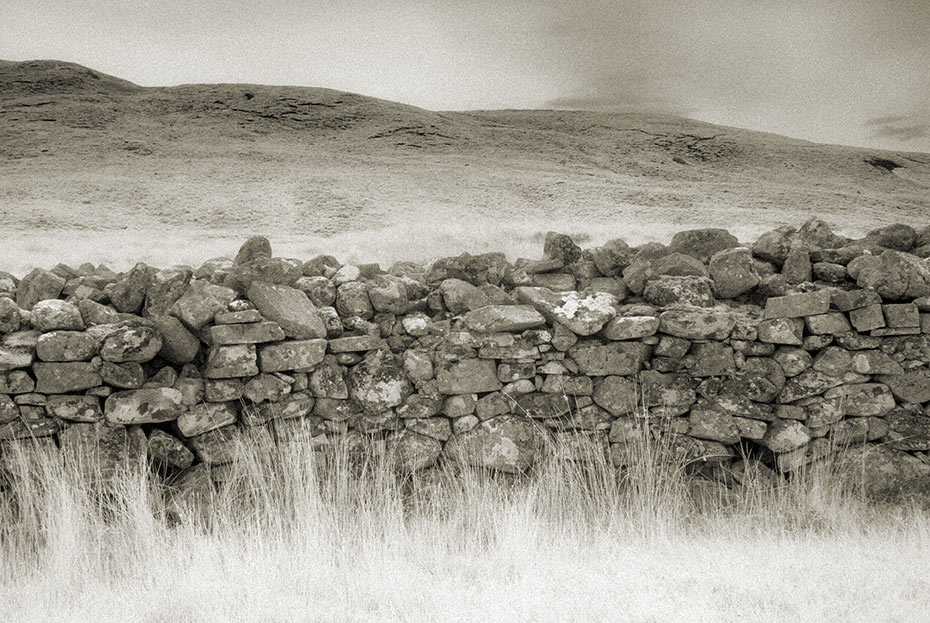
(2, 60), (929, 272)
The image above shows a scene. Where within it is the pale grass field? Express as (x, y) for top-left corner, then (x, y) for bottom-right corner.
(1, 429), (928, 623)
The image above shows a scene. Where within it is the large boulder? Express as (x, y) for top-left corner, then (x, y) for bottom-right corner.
(851, 250), (930, 300)
(667, 228), (739, 263)
(708, 247), (759, 298)
(444, 414), (547, 473)
(514, 287), (617, 336)
(347, 349), (412, 414)
(247, 281), (326, 339)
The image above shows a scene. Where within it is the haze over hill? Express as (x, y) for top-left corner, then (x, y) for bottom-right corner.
(2, 60), (929, 273)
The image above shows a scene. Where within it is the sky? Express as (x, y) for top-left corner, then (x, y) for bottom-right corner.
(4, 0), (930, 153)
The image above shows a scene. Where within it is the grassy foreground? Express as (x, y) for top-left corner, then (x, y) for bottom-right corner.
(1, 429), (928, 623)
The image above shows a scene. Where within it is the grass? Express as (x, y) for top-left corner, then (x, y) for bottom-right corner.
(1, 424), (929, 622)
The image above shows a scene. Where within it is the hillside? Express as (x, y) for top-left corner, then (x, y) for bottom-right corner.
(2, 59), (929, 273)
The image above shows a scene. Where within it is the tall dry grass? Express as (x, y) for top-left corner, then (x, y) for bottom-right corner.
(1, 424), (928, 622)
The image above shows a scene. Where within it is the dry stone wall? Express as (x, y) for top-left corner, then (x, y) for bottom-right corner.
(3, 218), (930, 501)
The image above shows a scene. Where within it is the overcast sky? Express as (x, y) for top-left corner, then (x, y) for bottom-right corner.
(4, 0), (929, 152)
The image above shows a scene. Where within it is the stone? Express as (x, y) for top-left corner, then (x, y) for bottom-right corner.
(58, 422), (129, 477)
(205, 345), (258, 379)
(150, 315), (200, 364)
(733, 416), (768, 440)
(643, 275), (715, 307)
(763, 290), (831, 319)
(757, 318), (804, 345)
(877, 369), (930, 404)
(204, 379), (243, 402)
(257, 339), (326, 372)
(309, 357), (349, 398)
(543, 231), (582, 266)
(640, 371), (697, 411)
(812, 262), (846, 283)
(243, 391), (314, 425)
(568, 340), (650, 376)
(229, 257), (303, 291)
(658, 307), (734, 340)
(444, 414), (548, 473)
(143, 270), (192, 317)
(313, 397), (361, 422)
(100, 325), (163, 363)
(42, 395), (100, 423)
(884, 410), (930, 451)
(761, 419), (811, 453)
(805, 313), (851, 335)
(497, 362), (536, 382)
(688, 407), (741, 444)
(0, 370), (34, 394)
(104, 388), (183, 424)
(752, 226), (795, 264)
(16, 269), (67, 310)
(169, 281), (237, 330)
(540, 375), (593, 396)
(829, 417), (886, 446)
(148, 429), (195, 470)
(517, 288), (617, 336)
(235, 236), (272, 265)
(109, 263), (155, 314)
(831, 289), (881, 312)
(397, 394), (444, 419)
(439, 279), (484, 313)
(436, 359), (502, 394)
(0, 345), (33, 372)
(777, 370), (843, 403)
(848, 304), (885, 332)
(811, 346), (852, 376)
(667, 435), (734, 464)
(588, 239), (632, 277)
(327, 334), (384, 353)
(601, 316), (659, 340)
(650, 252), (707, 278)
(100, 361), (145, 388)
(189, 425), (244, 466)
(294, 276), (337, 308)
(514, 393), (585, 419)
(850, 350), (904, 375)
(687, 342), (735, 377)
(35, 330), (97, 361)
(33, 362), (101, 393)
(388, 430), (443, 472)
(835, 444), (930, 501)
(590, 376), (638, 415)
(667, 228), (739, 263)
(853, 250), (930, 300)
(347, 349), (412, 414)
(242, 373), (291, 404)
(0, 297), (21, 333)
(442, 394), (477, 417)
(246, 281), (326, 339)
(177, 402), (238, 437)
(335, 281), (373, 319)
(31, 299), (84, 332)
(773, 437), (833, 472)
(883, 303), (919, 328)
(209, 321), (285, 345)
(531, 273), (575, 291)
(781, 246), (812, 284)
(463, 305), (546, 333)
(800, 395), (846, 428)
(708, 247), (759, 297)
(829, 383), (896, 416)
(476, 392), (512, 420)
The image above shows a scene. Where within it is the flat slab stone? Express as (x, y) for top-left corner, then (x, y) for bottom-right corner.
(327, 334), (385, 353)
(601, 316), (660, 340)
(104, 388), (184, 424)
(205, 344), (258, 379)
(177, 401), (238, 437)
(463, 305), (546, 333)
(258, 339), (327, 372)
(763, 290), (831, 319)
(515, 287), (617, 336)
(36, 330), (98, 362)
(45, 394), (102, 422)
(658, 308), (735, 340)
(33, 362), (102, 393)
(210, 321), (285, 345)
(247, 281), (326, 339)
(568, 340), (650, 376)
(436, 359), (503, 394)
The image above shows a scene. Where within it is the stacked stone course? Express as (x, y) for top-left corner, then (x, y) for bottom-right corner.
(2, 218), (930, 501)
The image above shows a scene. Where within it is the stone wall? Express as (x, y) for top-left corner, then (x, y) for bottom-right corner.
(2, 218), (930, 501)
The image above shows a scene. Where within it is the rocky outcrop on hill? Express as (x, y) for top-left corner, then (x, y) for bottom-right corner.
(2, 218), (930, 503)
